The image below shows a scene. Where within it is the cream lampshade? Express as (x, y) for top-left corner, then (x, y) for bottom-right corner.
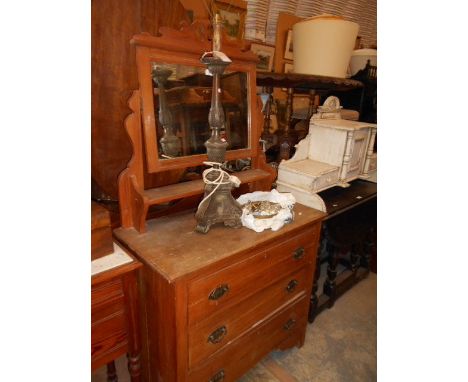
(293, 15), (359, 78)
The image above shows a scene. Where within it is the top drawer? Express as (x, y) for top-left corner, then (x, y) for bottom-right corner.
(187, 223), (320, 325)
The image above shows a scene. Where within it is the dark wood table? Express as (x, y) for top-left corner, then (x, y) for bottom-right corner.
(308, 179), (377, 322)
(256, 72), (364, 92)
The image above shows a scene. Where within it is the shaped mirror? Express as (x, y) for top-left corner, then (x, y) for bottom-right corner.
(151, 62), (249, 159)
(132, 26), (260, 173)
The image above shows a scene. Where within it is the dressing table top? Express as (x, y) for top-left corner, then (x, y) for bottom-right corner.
(113, 203), (325, 282)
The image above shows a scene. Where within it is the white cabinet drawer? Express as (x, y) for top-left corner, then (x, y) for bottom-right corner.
(311, 167), (340, 192)
(278, 159), (339, 193)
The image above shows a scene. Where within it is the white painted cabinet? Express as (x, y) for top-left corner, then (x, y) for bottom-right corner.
(276, 97), (376, 212)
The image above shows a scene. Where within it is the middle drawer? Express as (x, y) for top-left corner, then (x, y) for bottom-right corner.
(187, 225), (318, 325)
(188, 267), (309, 368)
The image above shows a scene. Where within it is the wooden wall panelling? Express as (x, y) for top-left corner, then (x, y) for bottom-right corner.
(92, 0), (138, 200)
(140, 0), (191, 36)
(92, 0), (191, 201)
(179, 0), (210, 19)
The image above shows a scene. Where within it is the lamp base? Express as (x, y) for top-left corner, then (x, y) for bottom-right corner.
(195, 172), (242, 234)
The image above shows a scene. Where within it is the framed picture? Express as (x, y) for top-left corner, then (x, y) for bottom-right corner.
(284, 62), (294, 73)
(250, 43), (275, 72)
(212, 0), (247, 41)
(284, 29), (294, 60)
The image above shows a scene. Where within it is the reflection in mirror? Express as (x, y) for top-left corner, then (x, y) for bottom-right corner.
(152, 67), (181, 157)
(151, 62), (249, 159)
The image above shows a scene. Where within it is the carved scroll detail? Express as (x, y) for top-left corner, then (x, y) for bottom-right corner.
(118, 90), (147, 230)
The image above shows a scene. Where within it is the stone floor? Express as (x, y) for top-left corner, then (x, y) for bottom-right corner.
(92, 272), (377, 382)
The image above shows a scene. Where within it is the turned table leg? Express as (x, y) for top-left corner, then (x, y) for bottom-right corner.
(309, 230), (325, 323)
(127, 353), (141, 382)
(350, 243), (361, 282)
(123, 272), (141, 382)
(323, 242), (338, 308)
(106, 361), (118, 382)
(360, 238), (372, 276)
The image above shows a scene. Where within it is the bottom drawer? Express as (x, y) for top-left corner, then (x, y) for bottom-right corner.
(188, 296), (308, 382)
(91, 310), (128, 367)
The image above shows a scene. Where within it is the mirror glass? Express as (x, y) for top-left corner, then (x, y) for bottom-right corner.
(151, 62), (249, 159)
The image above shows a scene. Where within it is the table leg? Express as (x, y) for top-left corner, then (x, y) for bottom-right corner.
(308, 233), (324, 323)
(127, 353), (141, 382)
(350, 243), (361, 281)
(123, 272), (141, 382)
(323, 242), (338, 308)
(106, 361), (118, 382)
(361, 239), (371, 272)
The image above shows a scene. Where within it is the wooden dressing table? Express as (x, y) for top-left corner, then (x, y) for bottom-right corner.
(113, 25), (325, 381)
(114, 204), (325, 381)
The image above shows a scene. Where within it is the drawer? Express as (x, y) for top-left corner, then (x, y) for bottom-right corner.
(92, 278), (124, 309)
(188, 225), (319, 325)
(92, 295), (126, 325)
(91, 333), (127, 370)
(91, 309), (128, 367)
(278, 159), (339, 194)
(188, 295), (309, 382)
(188, 267), (309, 368)
(311, 167), (340, 192)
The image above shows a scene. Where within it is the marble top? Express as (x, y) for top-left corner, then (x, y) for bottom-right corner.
(91, 243), (133, 276)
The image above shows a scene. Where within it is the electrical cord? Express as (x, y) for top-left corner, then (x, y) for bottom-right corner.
(198, 161), (241, 208)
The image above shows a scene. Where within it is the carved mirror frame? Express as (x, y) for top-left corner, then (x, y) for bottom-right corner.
(118, 24), (275, 233)
(132, 25), (260, 173)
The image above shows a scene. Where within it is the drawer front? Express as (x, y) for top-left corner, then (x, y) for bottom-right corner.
(188, 225), (319, 325)
(278, 166), (318, 192)
(92, 295), (126, 325)
(91, 309), (127, 359)
(311, 168), (340, 192)
(92, 278), (124, 309)
(188, 267), (309, 368)
(188, 295), (309, 382)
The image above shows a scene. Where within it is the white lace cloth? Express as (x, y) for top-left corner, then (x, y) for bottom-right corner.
(236, 189), (296, 233)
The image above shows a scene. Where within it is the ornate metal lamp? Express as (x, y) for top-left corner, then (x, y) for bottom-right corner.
(195, 14), (243, 233)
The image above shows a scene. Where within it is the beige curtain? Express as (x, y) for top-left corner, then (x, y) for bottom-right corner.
(245, 0), (376, 48)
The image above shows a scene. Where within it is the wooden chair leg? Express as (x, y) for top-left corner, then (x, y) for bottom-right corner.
(106, 361), (118, 382)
